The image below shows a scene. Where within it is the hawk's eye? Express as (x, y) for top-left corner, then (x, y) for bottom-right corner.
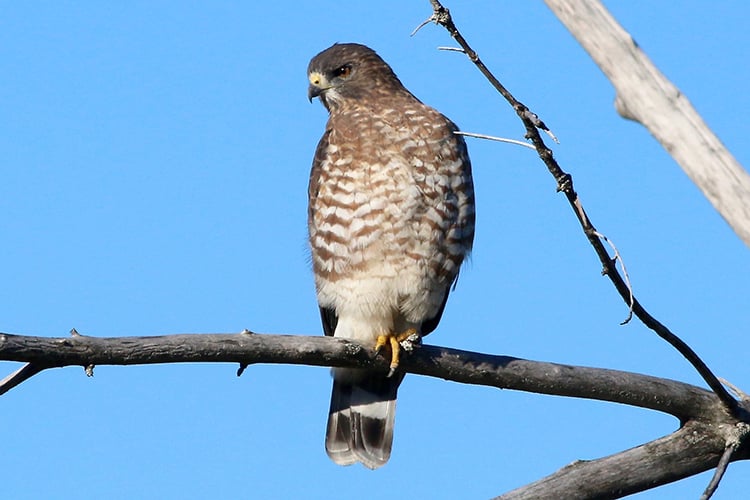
(333, 64), (352, 78)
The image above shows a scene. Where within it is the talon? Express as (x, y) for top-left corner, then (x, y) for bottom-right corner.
(375, 329), (421, 377)
(374, 334), (388, 353)
(388, 335), (401, 376)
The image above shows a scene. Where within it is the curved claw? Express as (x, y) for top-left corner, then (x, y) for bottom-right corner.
(374, 329), (419, 378)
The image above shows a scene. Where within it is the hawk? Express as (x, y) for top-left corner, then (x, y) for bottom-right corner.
(307, 43), (475, 469)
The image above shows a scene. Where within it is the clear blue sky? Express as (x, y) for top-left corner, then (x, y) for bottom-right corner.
(1, 2), (748, 499)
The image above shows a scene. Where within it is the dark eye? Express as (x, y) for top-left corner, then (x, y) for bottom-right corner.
(332, 64), (352, 78)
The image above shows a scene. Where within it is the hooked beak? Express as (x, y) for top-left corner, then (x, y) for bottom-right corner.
(308, 71), (328, 103)
(308, 84), (322, 102)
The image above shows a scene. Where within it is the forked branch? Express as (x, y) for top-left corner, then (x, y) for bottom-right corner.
(418, 0), (740, 418)
(0, 330), (746, 499)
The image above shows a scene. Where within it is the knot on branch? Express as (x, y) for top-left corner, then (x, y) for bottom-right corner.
(556, 172), (573, 193)
(431, 6), (451, 27)
(728, 422), (750, 448)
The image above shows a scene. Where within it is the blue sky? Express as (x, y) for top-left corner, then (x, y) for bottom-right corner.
(1, 2), (748, 498)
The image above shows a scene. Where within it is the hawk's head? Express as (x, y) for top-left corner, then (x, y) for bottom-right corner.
(307, 43), (405, 111)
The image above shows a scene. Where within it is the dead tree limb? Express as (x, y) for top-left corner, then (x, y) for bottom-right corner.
(417, 1), (749, 497)
(496, 420), (741, 500)
(0, 331), (722, 419)
(419, 0), (740, 417)
(0, 330), (747, 499)
(543, 0), (750, 248)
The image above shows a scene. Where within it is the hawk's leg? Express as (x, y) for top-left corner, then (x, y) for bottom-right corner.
(375, 328), (418, 377)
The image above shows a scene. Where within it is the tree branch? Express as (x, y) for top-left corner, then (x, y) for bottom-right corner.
(0, 331), (723, 420)
(543, 0), (750, 248)
(0, 330), (746, 498)
(497, 420), (743, 500)
(0, 362), (45, 396)
(416, 2), (749, 495)
(419, 0), (741, 417)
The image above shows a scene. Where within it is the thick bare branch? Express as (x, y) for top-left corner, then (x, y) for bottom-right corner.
(497, 420), (745, 500)
(0, 330), (746, 498)
(0, 331), (725, 420)
(543, 0), (750, 247)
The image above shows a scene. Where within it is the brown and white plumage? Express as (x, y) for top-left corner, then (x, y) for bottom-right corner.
(307, 43), (475, 469)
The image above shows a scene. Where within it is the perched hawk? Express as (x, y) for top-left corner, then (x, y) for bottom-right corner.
(307, 43), (475, 469)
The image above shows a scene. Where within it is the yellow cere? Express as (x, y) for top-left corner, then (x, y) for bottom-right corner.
(309, 71), (324, 86)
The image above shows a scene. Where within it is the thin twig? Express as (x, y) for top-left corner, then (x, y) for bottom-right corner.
(0, 363), (47, 395)
(700, 444), (735, 500)
(719, 377), (750, 403)
(700, 422), (750, 500)
(411, 15), (435, 37)
(454, 131), (536, 150)
(593, 230), (634, 324)
(419, 0), (740, 416)
(522, 109), (560, 143)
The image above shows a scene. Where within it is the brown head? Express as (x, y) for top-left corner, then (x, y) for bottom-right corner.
(307, 43), (409, 111)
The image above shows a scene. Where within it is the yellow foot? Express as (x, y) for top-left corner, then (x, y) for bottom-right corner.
(375, 328), (418, 377)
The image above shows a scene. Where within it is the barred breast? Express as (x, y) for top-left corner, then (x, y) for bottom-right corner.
(308, 97), (474, 337)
